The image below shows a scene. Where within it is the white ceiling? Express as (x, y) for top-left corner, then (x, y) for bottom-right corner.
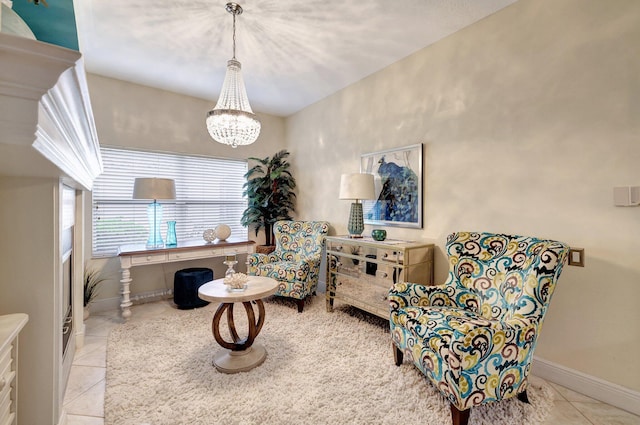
(74, 0), (517, 117)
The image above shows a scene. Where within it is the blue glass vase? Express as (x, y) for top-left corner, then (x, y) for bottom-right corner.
(166, 220), (177, 247)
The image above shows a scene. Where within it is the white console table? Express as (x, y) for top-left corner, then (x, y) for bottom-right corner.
(118, 238), (255, 320)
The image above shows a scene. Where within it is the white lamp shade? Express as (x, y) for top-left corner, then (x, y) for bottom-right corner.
(339, 173), (375, 200)
(133, 178), (176, 200)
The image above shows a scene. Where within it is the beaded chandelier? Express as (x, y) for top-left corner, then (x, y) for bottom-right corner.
(206, 2), (261, 148)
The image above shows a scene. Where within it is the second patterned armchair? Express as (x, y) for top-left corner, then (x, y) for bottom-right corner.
(389, 231), (569, 425)
(247, 220), (329, 312)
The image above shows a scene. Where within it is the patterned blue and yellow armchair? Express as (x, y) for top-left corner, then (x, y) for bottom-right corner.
(247, 220), (329, 312)
(389, 231), (569, 425)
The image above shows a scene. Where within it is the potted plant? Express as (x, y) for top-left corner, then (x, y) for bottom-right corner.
(241, 150), (296, 252)
(84, 263), (107, 319)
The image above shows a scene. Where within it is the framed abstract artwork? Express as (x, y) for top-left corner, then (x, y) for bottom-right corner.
(360, 143), (423, 228)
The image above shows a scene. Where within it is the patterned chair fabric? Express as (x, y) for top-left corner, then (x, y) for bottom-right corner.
(389, 231), (569, 425)
(247, 220), (330, 312)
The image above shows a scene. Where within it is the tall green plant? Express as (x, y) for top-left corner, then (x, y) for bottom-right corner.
(241, 150), (296, 246)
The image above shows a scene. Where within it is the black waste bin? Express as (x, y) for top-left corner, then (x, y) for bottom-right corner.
(174, 267), (213, 309)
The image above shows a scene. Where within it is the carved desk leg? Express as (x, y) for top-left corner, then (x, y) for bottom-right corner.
(119, 257), (133, 321)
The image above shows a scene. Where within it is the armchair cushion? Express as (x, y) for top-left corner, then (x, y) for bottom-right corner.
(389, 281), (477, 310)
(249, 260), (312, 285)
(247, 252), (280, 268)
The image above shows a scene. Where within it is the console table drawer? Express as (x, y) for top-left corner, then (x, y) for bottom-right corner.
(224, 245), (249, 255)
(130, 253), (168, 265)
(168, 248), (224, 261)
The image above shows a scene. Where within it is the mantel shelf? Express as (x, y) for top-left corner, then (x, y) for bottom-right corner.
(0, 32), (102, 190)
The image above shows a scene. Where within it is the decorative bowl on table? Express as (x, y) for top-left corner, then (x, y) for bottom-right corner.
(371, 229), (387, 241)
(223, 272), (248, 292)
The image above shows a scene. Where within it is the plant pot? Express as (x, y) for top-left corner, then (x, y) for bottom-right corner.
(256, 245), (276, 254)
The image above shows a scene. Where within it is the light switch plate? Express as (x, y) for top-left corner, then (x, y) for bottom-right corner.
(568, 248), (585, 267)
(613, 186), (640, 206)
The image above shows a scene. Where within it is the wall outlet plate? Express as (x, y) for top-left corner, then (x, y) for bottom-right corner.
(568, 248), (585, 267)
(613, 186), (640, 206)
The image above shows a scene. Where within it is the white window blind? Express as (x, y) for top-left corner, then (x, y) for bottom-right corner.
(92, 147), (248, 257)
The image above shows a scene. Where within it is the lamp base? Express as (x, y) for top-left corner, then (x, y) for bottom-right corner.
(347, 202), (365, 238)
(146, 202), (164, 248)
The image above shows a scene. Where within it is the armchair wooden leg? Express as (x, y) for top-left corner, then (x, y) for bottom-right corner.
(393, 344), (403, 366)
(450, 404), (471, 425)
(296, 299), (304, 313)
(517, 390), (530, 404)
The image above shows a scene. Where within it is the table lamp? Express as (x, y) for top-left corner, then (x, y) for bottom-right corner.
(339, 173), (375, 238)
(133, 178), (176, 248)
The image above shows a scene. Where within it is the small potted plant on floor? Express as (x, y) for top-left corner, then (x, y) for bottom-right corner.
(241, 150), (296, 253)
(84, 263), (107, 319)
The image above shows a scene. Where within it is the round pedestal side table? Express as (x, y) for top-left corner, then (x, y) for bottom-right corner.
(198, 276), (278, 374)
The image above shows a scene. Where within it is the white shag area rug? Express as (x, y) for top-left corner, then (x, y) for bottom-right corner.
(105, 296), (554, 425)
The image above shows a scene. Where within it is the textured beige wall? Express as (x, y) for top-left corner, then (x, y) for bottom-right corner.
(87, 73), (285, 161)
(287, 0), (640, 391)
(85, 74), (286, 300)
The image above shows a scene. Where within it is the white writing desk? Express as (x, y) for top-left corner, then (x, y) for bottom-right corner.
(118, 238), (255, 320)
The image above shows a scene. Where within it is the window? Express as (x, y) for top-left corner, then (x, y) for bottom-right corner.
(92, 147), (248, 257)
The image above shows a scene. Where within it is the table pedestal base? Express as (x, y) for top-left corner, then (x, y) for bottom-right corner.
(213, 343), (267, 374)
(198, 277), (279, 374)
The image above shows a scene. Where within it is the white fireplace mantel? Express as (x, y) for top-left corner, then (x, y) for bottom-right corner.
(0, 29), (102, 425)
(0, 31), (102, 190)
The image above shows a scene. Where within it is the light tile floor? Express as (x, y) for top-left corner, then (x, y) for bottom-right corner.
(64, 300), (640, 425)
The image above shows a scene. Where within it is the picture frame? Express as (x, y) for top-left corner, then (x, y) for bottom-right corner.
(360, 143), (423, 228)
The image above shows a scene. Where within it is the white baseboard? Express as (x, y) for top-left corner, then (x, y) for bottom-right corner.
(532, 356), (640, 416)
(57, 408), (67, 425)
(89, 296), (120, 314)
(89, 289), (174, 314)
(75, 323), (86, 349)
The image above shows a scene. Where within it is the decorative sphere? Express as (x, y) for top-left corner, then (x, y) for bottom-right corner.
(202, 228), (216, 243)
(215, 224), (232, 241)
